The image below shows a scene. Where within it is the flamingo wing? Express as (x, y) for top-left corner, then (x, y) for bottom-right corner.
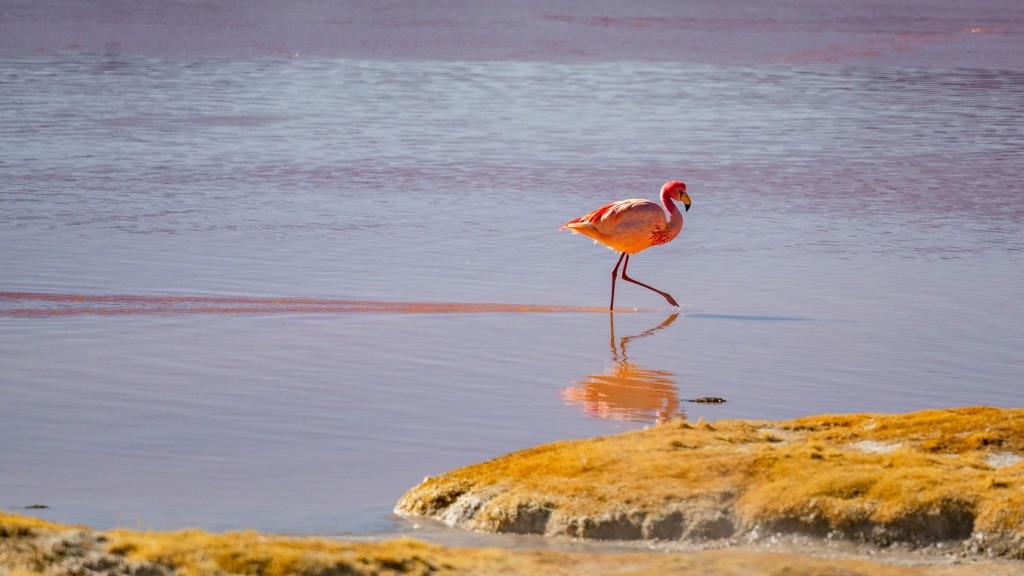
(560, 199), (666, 254)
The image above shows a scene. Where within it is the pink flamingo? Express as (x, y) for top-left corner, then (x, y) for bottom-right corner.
(560, 180), (691, 310)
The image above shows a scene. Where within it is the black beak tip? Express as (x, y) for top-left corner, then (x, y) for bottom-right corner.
(684, 203), (690, 212)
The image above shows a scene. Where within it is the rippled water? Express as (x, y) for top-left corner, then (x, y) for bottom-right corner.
(2, 53), (1023, 534)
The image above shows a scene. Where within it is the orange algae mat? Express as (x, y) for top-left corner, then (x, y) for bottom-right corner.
(0, 292), (614, 317)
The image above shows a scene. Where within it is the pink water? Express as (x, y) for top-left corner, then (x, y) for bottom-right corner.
(1, 0), (1022, 535)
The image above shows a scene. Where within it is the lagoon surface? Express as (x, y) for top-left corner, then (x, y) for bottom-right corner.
(2, 0), (1023, 535)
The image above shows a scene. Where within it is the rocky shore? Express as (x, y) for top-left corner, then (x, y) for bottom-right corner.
(396, 407), (1024, 558)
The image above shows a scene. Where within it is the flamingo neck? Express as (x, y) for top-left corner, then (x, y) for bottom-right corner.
(660, 189), (680, 218)
(660, 189), (684, 234)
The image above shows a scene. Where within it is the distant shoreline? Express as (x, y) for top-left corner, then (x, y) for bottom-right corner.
(1, 0), (1020, 69)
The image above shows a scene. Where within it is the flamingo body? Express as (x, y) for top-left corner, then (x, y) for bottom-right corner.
(560, 198), (681, 255)
(560, 181), (691, 309)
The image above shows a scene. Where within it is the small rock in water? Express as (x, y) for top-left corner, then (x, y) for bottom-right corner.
(686, 397), (726, 404)
(25, 504), (49, 509)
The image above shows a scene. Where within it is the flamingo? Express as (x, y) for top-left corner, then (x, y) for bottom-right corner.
(560, 180), (691, 310)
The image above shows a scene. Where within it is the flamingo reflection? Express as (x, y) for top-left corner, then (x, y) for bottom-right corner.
(561, 313), (684, 424)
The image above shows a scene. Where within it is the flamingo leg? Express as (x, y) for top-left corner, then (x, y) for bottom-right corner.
(621, 254), (679, 307)
(609, 252), (627, 311)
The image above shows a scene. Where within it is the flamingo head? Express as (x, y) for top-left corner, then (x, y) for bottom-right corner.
(663, 180), (691, 212)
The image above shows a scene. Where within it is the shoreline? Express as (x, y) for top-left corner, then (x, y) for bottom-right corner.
(5, 406), (1023, 575)
(3, 510), (1023, 576)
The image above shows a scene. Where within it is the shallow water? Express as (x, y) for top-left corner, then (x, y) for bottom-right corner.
(2, 9), (1024, 536)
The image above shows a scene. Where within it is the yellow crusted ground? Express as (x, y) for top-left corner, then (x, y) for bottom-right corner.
(396, 407), (1024, 557)
(1, 511), (1020, 576)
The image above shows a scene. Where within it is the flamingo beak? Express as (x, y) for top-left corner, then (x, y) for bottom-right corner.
(682, 193), (691, 212)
